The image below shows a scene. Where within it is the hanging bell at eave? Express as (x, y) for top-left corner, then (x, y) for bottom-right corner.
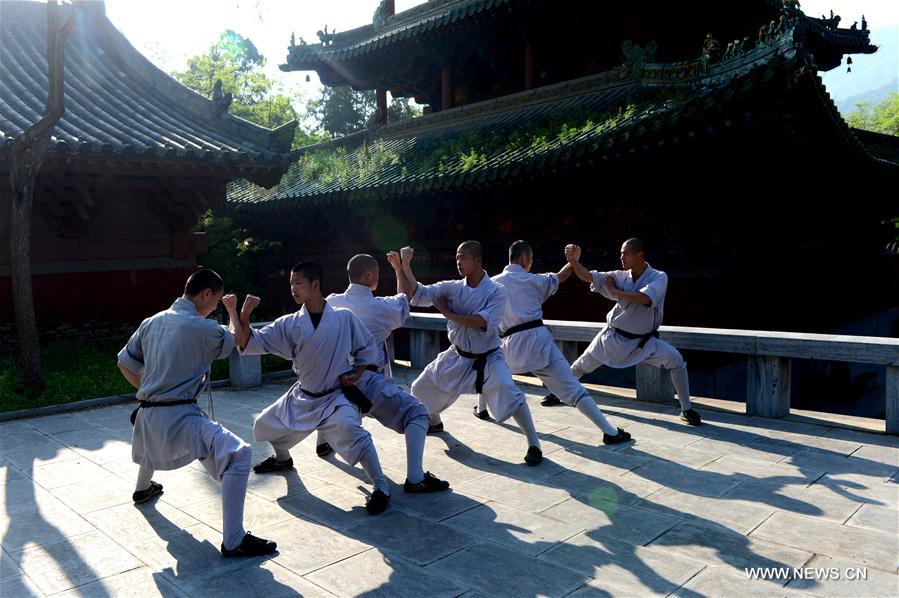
(306, 74), (311, 82)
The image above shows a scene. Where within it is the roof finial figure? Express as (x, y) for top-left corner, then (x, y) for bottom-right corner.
(211, 79), (232, 120)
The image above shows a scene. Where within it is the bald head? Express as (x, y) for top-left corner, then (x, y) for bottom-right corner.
(457, 240), (482, 261)
(619, 238), (646, 271)
(455, 240), (484, 278)
(508, 240), (532, 264)
(347, 254), (379, 284)
(623, 238), (644, 254)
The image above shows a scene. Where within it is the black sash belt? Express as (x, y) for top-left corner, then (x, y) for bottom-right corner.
(299, 387), (336, 398)
(454, 346), (500, 394)
(612, 327), (660, 349)
(130, 399), (197, 426)
(300, 364), (379, 414)
(499, 319), (544, 338)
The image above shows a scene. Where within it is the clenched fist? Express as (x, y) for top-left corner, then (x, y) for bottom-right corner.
(564, 244), (582, 263)
(222, 294), (238, 312)
(241, 295), (261, 318)
(400, 246), (414, 265)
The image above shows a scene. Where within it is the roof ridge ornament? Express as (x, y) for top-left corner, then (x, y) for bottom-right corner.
(819, 10), (841, 30)
(782, 0), (801, 15)
(621, 40), (657, 76)
(373, 1), (389, 29)
(211, 79), (233, 120)
(317, 25), (337, 46)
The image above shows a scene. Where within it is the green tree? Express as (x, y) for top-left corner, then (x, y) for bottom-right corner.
(192, 210), (280, 299)
(173, 30), (307, 146)
(388, 95), (422, 122)
(307, 86), (375, 137)
(845, 92), (899, 136)
(306, 85), (422, 138)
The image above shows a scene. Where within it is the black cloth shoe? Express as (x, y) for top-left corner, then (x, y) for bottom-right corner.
(524, 446), (543, 466)
(427, 422), (444, 434)
(541, 393), (563, 407)
(680, 409), (702, 426)
(366, 489), (390, 515)
(221, 532), (277, 557)
(316, 443), (333, 458)
(132, 481), (163, 504)
(253, 456), (294, 474)
(602, 428), (632, 445)
(472, 405), (491, 421)
(404, 471), (450, 494)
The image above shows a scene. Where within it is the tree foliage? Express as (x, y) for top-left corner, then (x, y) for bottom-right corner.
(306, 85), (422, 138)
(172, 30), (305, 146)
(845, 92), (899, 136)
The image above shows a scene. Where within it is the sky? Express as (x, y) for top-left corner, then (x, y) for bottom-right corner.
(103, 0), (430, 105)
(98, 0), (897, 110)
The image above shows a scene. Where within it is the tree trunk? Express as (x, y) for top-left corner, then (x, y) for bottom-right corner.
(9, 173), (43, 389)
(7, 0), (82, 393)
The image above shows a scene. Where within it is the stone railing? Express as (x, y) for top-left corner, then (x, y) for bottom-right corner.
(229, 313), (899, 434)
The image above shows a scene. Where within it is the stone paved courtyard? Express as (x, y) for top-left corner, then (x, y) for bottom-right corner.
(1, 367), (897, 597)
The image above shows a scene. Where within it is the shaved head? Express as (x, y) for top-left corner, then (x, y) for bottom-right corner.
(623, 238), (644, 254)
(457, 240), (482, 261)
(347, 254), (379, 283)
(508, 240), (532, 264)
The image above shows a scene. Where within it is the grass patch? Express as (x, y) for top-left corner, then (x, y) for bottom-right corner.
(0, 338), (295, 413)
(0, 339), (135, 413)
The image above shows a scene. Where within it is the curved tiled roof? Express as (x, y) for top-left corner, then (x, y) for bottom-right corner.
(283, 0), (523, 70)
(0, 1), (296, 168)
(227, 33), (773, 206)
(282, 0), (871, 74)
(230, 28), (895, 209)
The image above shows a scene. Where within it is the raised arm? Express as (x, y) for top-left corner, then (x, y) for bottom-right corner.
(222, 293), (244, 349)
(565, 244), (593, 284)
(400, 246), (420, 300)
(236, 294), (261, 350)
(387, 251), (410, 296)
(555, 262), (574, 284)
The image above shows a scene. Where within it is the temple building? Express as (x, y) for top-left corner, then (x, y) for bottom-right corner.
(0, 0), (295, 326)
(228, 0), (895, 338)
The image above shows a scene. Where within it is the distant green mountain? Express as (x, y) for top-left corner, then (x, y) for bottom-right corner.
(820, 26), (898, 116)
(837, 79), (898, 114)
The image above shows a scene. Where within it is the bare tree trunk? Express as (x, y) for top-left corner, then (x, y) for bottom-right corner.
(9, 145), (47, 389)
(7, 0), (81, 392)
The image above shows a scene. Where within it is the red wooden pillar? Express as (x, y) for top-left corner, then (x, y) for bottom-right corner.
(375, 0), (395, 124)
(376, 88), (388, 124)
(441, 59), (454, 110)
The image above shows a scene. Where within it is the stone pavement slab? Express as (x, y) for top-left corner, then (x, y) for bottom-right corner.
(1, 372), (897, 596)
(425, 541), (587, 598)
(541, 535), (704, 596)
(341, 509), (476, 565)
(7, 530), (142, 595)
(750, 511), (899, 572)
(441, 502), (583, 556)
(307, 548), (466, 597)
